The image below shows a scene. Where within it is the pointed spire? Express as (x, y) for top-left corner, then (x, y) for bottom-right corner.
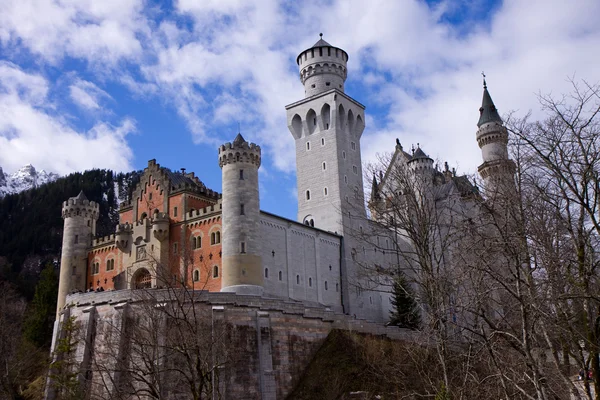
(75, 190), (88, 201)
(371, 173), (380, 201)
(312, 32), (332, 48)
(477, 77), (502, 127)
(233, 133), (246, 146)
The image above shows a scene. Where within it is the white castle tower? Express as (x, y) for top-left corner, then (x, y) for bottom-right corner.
(286, 34), (366, 233)
(57, 191), (99, 317)
(476, 78), (516, 195)
(219, 133), (263, 295)
(286, 35), (381, 319)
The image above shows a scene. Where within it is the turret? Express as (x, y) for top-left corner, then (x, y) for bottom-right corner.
(297, 33), (348, 97)
(115, 222), (133, 251)
(476, 78), (515, 195)
(151, 211), (170, 241)
(218, 133), (263, 296)
(56, 191), (99, 318)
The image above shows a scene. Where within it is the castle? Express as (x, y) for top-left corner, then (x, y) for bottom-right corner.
(49, 37), (514, 399)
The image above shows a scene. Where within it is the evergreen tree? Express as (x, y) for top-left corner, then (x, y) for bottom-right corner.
(389, 272), (421, 330)
(23, 263), (58, 347)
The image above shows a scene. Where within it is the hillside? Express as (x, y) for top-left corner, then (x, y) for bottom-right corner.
(0, 168), (141, 298)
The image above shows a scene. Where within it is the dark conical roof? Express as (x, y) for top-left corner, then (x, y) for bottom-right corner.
(370, 174), (380, 201)
(412, 147), (429, 159)
(75, 190), (88, 201)
(233, 133), (246, 146)
(312, 38), (332, 48)
(477, 80), (503, 127)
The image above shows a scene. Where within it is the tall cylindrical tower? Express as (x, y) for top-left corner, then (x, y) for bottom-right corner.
(297, 34), (348, 97)
(218, 133), (263, 296)
(57, 191), (99, 317)
(476, 79), (515, 195)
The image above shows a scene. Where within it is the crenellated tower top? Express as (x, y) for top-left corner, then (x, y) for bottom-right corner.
(62, 191), (100, 220)
(218, 133), (262, 168)
(296, 33), (348, 98)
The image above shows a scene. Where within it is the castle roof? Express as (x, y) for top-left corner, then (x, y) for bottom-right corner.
(311, 38), (332, 48)
(478, 80), (503, 127)
(75, 190), (88, 201)
(412, 147), (429, 159)
(163, 169), (206, 190)
(233, 133), (246, 146)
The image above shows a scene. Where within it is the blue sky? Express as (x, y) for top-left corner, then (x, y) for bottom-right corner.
(0, 0), (599, 220)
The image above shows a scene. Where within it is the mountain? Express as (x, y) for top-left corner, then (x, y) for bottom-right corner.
(0, 164), (60, 197)
(0, 168), (141, 298)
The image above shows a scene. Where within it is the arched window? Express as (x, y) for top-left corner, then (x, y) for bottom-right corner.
(278, 271), (282, 281)
(193, 270), (200, 282)
(325, 281), (328, 290)
(306, 190), (311, 200)
(264, 268), (269, 278)
(211, 232), (215, 245)
(296, 275), (300, 285)
(216, 231), (221, 244)
(213, 265), (219, 278)
(309, 277), (312, 287)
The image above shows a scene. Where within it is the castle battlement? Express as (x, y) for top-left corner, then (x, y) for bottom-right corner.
(218, 134), (262, 168)
(92, 234), (117, 247)
(186, 201), (222, 219)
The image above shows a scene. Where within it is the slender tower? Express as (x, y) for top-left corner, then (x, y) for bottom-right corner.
(286, 35), (374, 319)
(218, 133), (263, 296)
(285, 34), (366, 233)
(56, 191), (99, 317)
(476, 77), (516, 196)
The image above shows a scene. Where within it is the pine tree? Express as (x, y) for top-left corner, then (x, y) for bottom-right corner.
(23, 263), (58, 347)
(389, 272), (421, 330)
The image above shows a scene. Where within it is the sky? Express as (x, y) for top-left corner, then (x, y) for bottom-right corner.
(0, 0), (599, 220)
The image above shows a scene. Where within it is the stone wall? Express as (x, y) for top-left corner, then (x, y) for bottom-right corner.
(47, 290), (417, 400)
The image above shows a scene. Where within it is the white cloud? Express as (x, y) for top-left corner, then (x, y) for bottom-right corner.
(0, 0), (148, 65)
(0, 64), (134, 175)
(2, 0), (599, 183)
(69, 78), (112, 111)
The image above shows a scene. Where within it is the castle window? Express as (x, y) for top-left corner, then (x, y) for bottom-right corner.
(322, 162), (326, 170)
(319, 47), (323, 56)
(353, 165), (358, 174)
(309, 277), (312, 287)
(296, 275), (300, 285)
(240, 169), (244, 180)
(326, 82), (330, 86)
(324, 188), (328, 196)
(193, 269), (199, 282)
(213, 265), (219, 278)
(87, 220), (90, 227)
(278, 271), (282, 281)
(240, 204), (245, 215)
(311, 84), (315, 89)
(336, 283), (339, 292)
(351, 141), (356, 150)
(370, 296), (373, 304)
(325, 281), (328, 290)
(321, 138), (325, 145)
(344, 175), (347, 184)
(342, 151), (346, 159)
(265, 268), (269, 278)
(174, 207), (178, 217)
(306, 190), (311, 200)
(328, 47), (331, 56)
(306, 142), (310, 150)
(149, 192), (153, 200)
(107, 259), (114, 271)
(211, 231), (221, 245)
(74, 235), (78, 244)
(311, 49), (314, 58)
(329, 265), (332, 271)
(240, 242), (246, 253)
(173, 243), (178, 255)
(72, 266), (76, 276)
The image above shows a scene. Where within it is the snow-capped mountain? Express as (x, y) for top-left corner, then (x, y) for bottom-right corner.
(0, 164), (60, 197)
